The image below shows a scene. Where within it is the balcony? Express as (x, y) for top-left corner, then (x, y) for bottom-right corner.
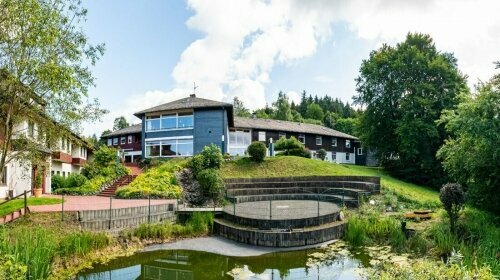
(52, 151), (72, 164)
(72, 157), (87, 166)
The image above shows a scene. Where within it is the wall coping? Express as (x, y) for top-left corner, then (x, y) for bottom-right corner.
(224, 176), (380, 184)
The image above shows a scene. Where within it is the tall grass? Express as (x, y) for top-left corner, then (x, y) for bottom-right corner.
(0, 226), (57, 279)
(345, 213), (405, 250)
(430, 208), (500, 274)
(129, 212), (214, 240)
(58, 231), (112, 257)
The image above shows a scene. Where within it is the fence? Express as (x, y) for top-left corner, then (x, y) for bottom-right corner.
(57, 194), (176, 231)
(0, 190), (32, 224)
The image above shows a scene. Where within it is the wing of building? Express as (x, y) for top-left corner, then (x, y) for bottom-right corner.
(102, 94), (369, 165)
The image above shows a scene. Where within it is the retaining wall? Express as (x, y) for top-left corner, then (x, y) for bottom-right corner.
(215, 219), (347, 247)
(78, 203), (176, 231)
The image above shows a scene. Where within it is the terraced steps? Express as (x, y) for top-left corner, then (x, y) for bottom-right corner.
(98, 174), (137, 197)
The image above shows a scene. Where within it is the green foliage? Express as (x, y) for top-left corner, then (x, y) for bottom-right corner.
(334, 117), (359, 135)
(116, 160), (183, 199)
(305, 103), (324, 121)
(247, 141), (267, 162)
(58, 232), (111, 257)
(196, 169), (224, 201)
(0, 227), (56, 279)
(112, 116), (129, 131)
(233, 97), (251, 117)
(51, 174), (87, 191)
(439, 183), (466, 233)
(92, 146), (117, 167)
(354, 33), (467, 187)
(345, 212), (405, 251)
(0, 255), (27, 280)
(368, 259), (495, 280)
(273, 91), (293, 121)
(437, 77), (500, 215)
(275, 136), (304, 154)
(317, 149), (327, 160)
(129, 212), (214, 239)
(199, 144), (224, 170)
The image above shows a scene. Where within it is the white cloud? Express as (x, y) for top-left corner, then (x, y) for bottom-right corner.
(88, 0), (500, 135)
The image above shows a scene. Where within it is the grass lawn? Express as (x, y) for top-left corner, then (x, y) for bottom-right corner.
(0, 197), (62, 217)
(221, 156), (440, 207)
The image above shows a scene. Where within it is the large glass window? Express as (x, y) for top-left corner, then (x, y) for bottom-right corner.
(146, 116), (161, 131)
(146, 141), (161, 157)
(146, 113), (194, 131)
(146, 139), (193, 157)
(178, 113), (194, 128)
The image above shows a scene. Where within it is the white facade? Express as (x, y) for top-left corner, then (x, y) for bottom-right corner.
(311, 150), (356, 164)
(228, 129), (251, 156)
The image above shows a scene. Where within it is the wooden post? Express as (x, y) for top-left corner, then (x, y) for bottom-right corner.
(23, 190), (27, 214)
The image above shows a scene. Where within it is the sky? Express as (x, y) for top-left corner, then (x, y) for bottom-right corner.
(81, 0), (500, 136)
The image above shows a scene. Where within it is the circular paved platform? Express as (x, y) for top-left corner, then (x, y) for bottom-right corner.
(223, 200), (340, 220)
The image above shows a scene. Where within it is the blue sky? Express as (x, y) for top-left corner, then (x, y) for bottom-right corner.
(81, 0), (500, 136)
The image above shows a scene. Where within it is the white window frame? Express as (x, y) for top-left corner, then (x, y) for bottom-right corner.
(145, 112), (194, 132)
(107, 138), (112, 146)
(298, 134), (305, 144)
(128, 135), (133, 144)
(258, 131), (266, 142)
(346, 140), (351, 148)
(357, 148), (363, 155)
(121, 136), (126, 145)
(332, 152), (337, 161)
(113, 138), (118, 145)
(145, 137), (194, 158)
(332, 137), (337, 147)
(346, 153), (350, 161)
(316, 136), (322, 145)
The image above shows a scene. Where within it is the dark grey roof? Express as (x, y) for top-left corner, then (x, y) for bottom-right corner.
(103, 124), (141, 138)
(134, 96), (233, 116)
(233, 117), (358, 140)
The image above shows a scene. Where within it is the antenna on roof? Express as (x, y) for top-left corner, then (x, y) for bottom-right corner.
(191, 82), (198, 98)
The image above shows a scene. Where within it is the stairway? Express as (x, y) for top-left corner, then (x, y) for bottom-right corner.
(98, 174), (137, 197)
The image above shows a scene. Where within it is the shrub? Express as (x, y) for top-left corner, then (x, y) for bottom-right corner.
(50, 175), (67, 191)
(247, 141), (266, 162)
(51, 174), (88, 191)
(93, 146), (116, 166)
(275, 136), (304, 154)
(317, 149), (327, 160)
(116, 160), (183, 199)
(200, 144), (223, 169)
(440, 183), (466, 233)
(0, 255), (27, 280)
(196, 168), (224, 202)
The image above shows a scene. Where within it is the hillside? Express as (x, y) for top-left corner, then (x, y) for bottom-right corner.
(221, 156), (440, 207)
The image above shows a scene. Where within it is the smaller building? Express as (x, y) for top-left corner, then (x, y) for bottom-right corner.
(104, 124), (142, 163)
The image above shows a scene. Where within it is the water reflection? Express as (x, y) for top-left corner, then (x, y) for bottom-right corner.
(78, 248), (368, 280)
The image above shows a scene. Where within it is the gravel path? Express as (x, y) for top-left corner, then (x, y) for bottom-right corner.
(143, 236), (337, 257)
(30, 195), (176, 212)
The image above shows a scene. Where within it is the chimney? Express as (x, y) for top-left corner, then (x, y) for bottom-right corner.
(252, 112), (257, 119)
(190, 94), (196, 98)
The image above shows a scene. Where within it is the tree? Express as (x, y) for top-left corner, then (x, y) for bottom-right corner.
(437, 68), (500, 214)
(354, 33), (467, 187)
(233, 97), (251, 118)
(274, 136), (309, 157)
(439, 183), (466, 233)
(273, 91), (293, 121)
(323, 112), (339, 129)
(334, 118), (359, 135)
(0, 0), (106, 185)
(113, 117), (129, 131)
(305, 103), (324, 121)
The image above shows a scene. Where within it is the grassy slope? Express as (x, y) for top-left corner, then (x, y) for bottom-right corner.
(221, 156), (440, 207)
(0, 197), (62, 216)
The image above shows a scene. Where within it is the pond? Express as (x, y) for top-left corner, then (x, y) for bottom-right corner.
(78, 242), (372, 280)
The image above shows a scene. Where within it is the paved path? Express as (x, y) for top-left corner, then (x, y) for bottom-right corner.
(30, 195), (176, 212)
(144, 236), (337, 257)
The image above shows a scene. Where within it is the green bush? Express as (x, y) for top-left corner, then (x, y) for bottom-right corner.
(51, 174), (88, 191)
(0, 255), (27, 280)
(93, 146), (117, 166)
(317, 149), (327, 160)
(199, 144), (223, 170)
(54, 175), (113, 195)
(275, 136), (304, 154)
(439, 182), (466, 233)
(196, 168), (224, 201)
(247, 141), (266, 162)
(116, 160), (183, 199)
